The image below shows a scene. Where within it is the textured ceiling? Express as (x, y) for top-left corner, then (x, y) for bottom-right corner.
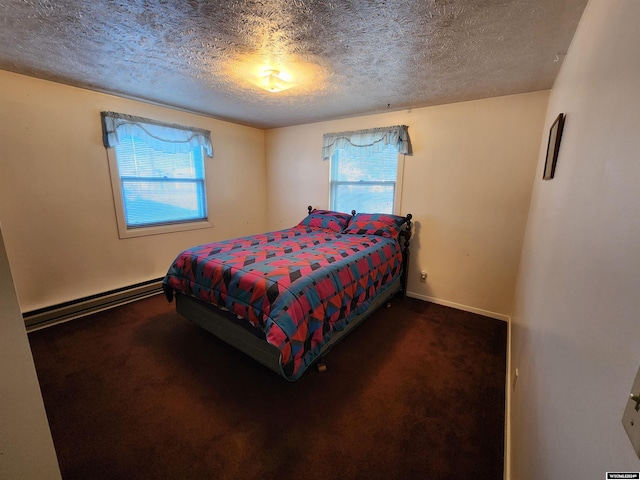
(0, 0), (587, 129)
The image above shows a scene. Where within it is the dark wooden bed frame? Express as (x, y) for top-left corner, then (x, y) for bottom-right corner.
(173, 207), (413, 378)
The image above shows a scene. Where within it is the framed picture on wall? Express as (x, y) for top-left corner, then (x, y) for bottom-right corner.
(543, 113), (566, 180)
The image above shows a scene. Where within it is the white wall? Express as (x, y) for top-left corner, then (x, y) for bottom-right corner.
(510, 0), (640, 477)
(265, 92), (549, 319)
(0, 71), (267, 312)
(0, 224), (61, 479)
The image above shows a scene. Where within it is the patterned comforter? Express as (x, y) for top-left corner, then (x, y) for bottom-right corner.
(162, 225), (403, 380)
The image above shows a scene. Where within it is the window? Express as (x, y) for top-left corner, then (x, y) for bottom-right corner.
(323, 125), (411, 215)
(114, 136), (206, 227)
(329, 144), (402, 214)
(101, 112), (213, 238)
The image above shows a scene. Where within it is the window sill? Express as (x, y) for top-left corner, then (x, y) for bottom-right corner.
(117, 220), (212, 239)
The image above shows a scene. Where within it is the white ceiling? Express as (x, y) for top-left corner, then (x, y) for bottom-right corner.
(0, 0), (587, 129)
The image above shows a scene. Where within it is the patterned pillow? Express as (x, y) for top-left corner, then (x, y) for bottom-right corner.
(343, 213), (406, 238)
(298, 209), (352, 233)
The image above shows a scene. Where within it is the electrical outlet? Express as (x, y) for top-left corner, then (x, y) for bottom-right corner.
(420, 270), (427, 283)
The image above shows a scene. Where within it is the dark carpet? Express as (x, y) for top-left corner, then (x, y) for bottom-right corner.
(29, 294), (507, 480)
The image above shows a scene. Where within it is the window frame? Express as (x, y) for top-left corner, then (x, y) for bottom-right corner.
(328, 146), (405, 216)
(106, 143), (212, 239)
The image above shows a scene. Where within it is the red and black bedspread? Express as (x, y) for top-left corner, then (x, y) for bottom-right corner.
(162, 225), (403, 380)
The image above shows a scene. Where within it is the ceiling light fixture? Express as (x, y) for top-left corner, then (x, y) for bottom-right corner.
(257, 68), (294, 93)
(232, 56), (323, 94)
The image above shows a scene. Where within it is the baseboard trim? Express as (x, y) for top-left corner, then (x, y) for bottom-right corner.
(406, 291), (511, 322)
(24, 278), (164, 332)
(504, 313), (512, 480)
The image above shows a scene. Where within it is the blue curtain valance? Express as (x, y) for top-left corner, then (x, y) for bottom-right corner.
(101, 111), (213, 157)
(322, 125), (412, 161)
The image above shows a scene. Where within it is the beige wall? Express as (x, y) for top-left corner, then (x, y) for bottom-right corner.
(0, 71), (267, 312)
(510, 0), (640, 477)
(266, 91), (549, 319)
(0, 224), (61, 479)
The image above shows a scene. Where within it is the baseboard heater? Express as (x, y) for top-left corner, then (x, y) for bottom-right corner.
(24, 278), (164, 331)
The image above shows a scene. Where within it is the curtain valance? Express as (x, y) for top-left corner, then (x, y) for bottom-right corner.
(101, 111), (213, 157)
(322, 125), (411, 161)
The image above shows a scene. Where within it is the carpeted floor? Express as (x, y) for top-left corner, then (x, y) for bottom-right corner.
(29, 294), (507, 480)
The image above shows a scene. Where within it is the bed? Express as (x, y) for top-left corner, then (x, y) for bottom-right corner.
(162, 207), (413, 381)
